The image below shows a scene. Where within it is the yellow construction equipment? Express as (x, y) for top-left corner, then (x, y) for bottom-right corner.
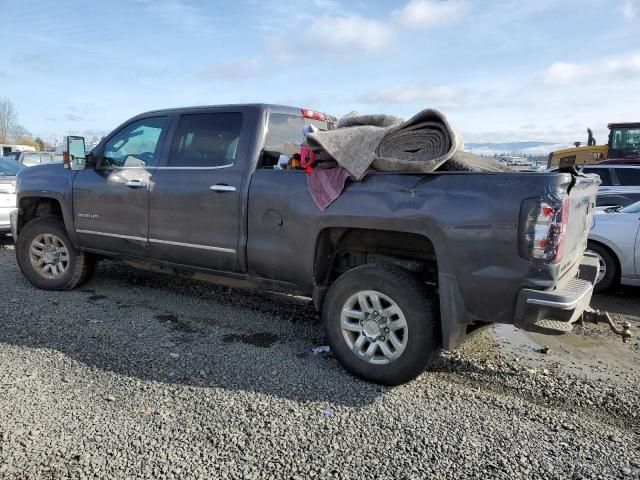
(547, 123), (640, 168)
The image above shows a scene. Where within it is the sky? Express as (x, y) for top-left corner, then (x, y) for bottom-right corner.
(0, 0), (639, 149)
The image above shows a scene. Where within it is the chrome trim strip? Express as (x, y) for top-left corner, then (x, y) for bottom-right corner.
(76, 230), (147, 242)
(75, 230), (236, 253)
(148, 238), (236, 254)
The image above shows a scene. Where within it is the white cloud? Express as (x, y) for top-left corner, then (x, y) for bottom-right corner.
(392, 0), (465, 28)
(622, 0), (637, 19)
(307, 15), (393, 52)
(543, 62), (592, 85)
(543, 52), (640, 86)
(603, 53), (640, 77)
(360, 84), (468, 107)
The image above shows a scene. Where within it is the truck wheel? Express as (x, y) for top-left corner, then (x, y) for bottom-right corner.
(587, 242), (618, 293)
(16, 216), (95, 291)
(323, 263), (439, 385)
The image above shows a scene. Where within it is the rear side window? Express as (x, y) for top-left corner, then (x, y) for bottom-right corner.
(615, 168), (640, 186)
(583, 167), (612, 186)
(168, 112), (243, 168)
(264, 113), (305, 155)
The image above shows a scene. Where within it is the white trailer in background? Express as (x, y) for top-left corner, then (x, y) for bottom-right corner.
(0, 144), (36, 156)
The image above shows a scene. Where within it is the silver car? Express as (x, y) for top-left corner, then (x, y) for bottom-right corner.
(0, 157), (25, 234)
(588, 200), (640, 292)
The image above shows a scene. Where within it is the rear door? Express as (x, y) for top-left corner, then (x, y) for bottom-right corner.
(148, 108), (254, 272)
(73, 115), (169, 257)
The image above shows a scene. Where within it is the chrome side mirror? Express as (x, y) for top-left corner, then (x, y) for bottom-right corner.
(63, 136), (87, 171)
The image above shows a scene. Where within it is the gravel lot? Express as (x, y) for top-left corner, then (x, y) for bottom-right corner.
(0, 243), (639, 479)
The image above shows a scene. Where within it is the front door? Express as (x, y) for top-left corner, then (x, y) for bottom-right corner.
(73, 116), (169, 257)
(148, 110), (250, 272)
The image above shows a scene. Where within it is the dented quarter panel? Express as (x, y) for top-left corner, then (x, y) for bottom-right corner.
(247, 169), (584, 345)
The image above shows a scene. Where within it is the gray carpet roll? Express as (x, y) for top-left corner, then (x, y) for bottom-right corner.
(374, 109), (461, 173)
(307, 108), (510, 177)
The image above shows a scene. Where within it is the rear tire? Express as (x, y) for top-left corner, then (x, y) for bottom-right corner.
(323, 263), (440, 385)
(16, 216), (95, 291)
(587, 241), (618, 293)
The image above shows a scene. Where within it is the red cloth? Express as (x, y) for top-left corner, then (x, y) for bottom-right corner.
(307, 164), (352, 211)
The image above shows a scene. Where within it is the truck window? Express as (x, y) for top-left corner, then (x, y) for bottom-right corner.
(615, 168), (640, 186)
(611, 128), (640, 150)
(102, 116), (167, 168)
(168, 113), (243, 168)
(21, 153), (41, 166)
(582, 167), (612, 186)
(264, 113), (305, 156)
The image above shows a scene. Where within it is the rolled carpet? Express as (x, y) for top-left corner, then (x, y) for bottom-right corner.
(306, 108), (510, 177)
(374, 109), (462, 173)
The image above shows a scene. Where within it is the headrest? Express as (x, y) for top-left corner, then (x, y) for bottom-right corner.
(190, 132), (234, 155)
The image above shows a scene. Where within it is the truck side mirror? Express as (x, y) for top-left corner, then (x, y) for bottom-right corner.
(63, 136), (87, 171)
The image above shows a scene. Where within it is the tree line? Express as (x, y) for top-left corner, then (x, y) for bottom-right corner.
(0, 98), (46, 151)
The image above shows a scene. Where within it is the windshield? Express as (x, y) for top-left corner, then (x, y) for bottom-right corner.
(620, 200), (640, 213)
(0, 157), (25, 176)
(611, 127), (640, 150)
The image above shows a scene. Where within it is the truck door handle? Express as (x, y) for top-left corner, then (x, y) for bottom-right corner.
(209, 184), (236, 192)
(125, 180), (147, 188)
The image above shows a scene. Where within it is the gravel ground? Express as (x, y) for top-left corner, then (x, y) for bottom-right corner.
(0, 243), (639, 479)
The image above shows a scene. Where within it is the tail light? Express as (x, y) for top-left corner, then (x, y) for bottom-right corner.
(301, 109), (327, 121)
(519, 197), (569, 263)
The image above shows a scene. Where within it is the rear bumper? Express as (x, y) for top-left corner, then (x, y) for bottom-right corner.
(514, 253), (599, 331)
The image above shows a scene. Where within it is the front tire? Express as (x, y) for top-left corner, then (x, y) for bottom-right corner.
(16, 216), (95, 290)
(323, 263), (440, 385)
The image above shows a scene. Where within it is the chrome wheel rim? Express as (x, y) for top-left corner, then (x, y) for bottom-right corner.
(29, 233), (70, 279)
(592, 251), (607, 285)
(340, 290), (408, 365)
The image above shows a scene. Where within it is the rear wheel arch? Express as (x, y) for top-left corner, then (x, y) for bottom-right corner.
(312, 227), (439, 290)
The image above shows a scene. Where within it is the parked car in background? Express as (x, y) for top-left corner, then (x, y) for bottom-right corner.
(547, 164), (640, 207)
(3, 151), (64, 167)
(588, 200), (640, 292)
(0, 157), (25, 234)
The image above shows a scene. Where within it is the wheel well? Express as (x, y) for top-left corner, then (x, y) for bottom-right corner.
(314, 228), (438, 287)
(18, 197), (63, 232)
(587, 240), (621, 280)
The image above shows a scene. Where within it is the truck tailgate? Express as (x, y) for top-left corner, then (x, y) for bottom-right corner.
(559, 173), (600, 279)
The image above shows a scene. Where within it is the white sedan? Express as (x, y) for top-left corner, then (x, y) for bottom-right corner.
(588, 201), (640, 292)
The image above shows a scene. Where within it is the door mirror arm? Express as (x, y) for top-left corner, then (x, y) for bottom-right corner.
(85, 152), (97, 169)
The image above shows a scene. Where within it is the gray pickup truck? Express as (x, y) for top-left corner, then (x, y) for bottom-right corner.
(11, 104), (601, 385)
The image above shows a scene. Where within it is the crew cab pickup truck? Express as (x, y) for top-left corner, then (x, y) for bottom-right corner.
(11, 104), (601, 385)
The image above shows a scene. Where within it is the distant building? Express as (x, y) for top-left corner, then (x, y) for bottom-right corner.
(0, 144), (37, 156)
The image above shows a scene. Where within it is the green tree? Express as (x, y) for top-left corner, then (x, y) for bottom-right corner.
(34, 137), (45, 151)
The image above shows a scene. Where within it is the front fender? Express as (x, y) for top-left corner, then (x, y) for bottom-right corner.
(15, 164), (78, 246)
